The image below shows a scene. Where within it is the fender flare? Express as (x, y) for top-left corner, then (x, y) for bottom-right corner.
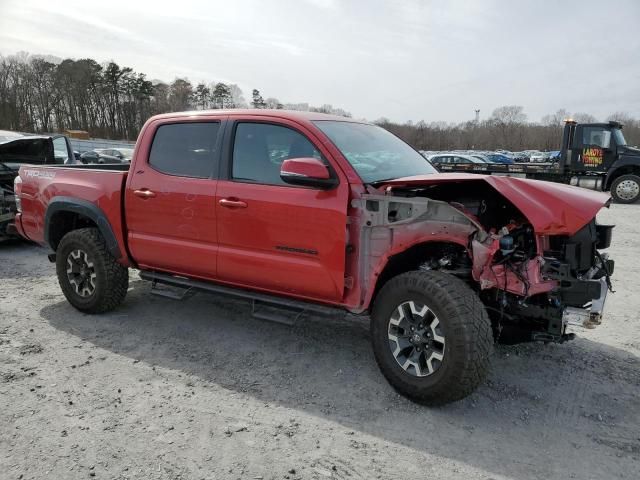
(44, 196), (122, 259)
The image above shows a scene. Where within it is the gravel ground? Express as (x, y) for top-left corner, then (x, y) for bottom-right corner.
(1, 204), (639, 480)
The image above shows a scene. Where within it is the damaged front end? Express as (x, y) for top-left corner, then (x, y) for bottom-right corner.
(474, 218), (615, 343)
(354, 176), (614, 344)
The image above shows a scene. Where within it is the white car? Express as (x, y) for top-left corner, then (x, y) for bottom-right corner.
(427, 153), (487, 166)
(529, 152), (548, 163)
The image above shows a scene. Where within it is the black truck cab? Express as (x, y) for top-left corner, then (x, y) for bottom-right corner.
(562, 120), (640, 203)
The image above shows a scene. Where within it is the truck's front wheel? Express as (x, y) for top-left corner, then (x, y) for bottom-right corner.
(371, 271), (492, 405)
(56, 228), (128, 313)
(611, 174), (640, 204)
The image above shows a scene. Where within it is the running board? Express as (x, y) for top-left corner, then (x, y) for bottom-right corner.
(150, 282), (196, 301)
(139, 270), (344, 326)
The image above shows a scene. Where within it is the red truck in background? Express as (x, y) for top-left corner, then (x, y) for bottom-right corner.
(13, 110), (615, 405)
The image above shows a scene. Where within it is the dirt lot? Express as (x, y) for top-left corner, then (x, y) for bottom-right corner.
(1, 205), (639, 480)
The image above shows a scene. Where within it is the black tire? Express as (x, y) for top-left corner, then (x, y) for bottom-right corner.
(371, 270), (492, 406)
(56, 227), (128, 313)
(610, 174), (640, 204)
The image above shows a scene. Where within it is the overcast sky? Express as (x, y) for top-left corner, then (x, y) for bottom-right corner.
(1, 0), (639, 123)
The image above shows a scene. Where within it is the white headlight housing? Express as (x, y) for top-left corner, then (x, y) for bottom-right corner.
(13, 175), (22, 212)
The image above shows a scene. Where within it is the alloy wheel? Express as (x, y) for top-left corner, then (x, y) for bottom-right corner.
(387, 300), (446, 377)
(66, 249), (97, 297)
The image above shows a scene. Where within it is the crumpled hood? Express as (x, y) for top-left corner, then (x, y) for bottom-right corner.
(378, 173), (611, 235)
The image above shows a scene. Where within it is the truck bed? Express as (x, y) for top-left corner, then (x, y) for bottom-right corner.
(16, 164), (130, 260)
(45, 163), (130, 171)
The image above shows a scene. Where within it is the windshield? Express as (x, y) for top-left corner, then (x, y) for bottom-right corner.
(313, 121), (437, 183)
(613, 128), (627, 146)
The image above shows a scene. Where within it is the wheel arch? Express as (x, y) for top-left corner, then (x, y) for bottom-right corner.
(45, 197), (122, 259)
(369, 240), (470, 309)
(604, 160), (640, 189)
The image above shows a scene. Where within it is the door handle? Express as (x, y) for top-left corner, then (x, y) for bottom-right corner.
(219, 198), (247, 208)
(133, 189), (156, 199)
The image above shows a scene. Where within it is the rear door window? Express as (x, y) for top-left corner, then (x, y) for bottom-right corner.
(149, 122), (221, 178)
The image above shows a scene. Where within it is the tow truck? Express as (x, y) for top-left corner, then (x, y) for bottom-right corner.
(436, 120), (640, 203)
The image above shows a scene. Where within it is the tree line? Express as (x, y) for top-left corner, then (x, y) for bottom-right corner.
(0, 52), (350, 140)
(0, 52), (638, 150)
(377, 106), (640, 152)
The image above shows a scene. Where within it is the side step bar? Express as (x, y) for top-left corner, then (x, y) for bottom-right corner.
(139, 270), (345, 326)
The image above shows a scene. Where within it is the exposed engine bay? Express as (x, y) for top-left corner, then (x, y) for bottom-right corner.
(356, 178), (614, 344)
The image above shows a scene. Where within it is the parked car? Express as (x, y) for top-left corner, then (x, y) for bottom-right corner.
(512, 151), (531, 162)
(12, 109), (615, 405)
(107, 148), (134, 161)
(528, 151), (547, 163)
(469, 153), (494, 163)
(484, 153), (514, 164)
(427, 153), (487, 166)
(80, 148), (133, 164)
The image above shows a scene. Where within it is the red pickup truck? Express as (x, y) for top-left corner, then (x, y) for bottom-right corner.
(13, 110), (615, 405)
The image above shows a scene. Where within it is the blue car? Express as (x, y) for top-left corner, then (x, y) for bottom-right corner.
(485, 153), (514, 164)
(484, 153), (514, 165)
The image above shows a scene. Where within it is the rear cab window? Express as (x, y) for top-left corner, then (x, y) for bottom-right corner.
(52, 136), (70, 164)
(149, 122), (221, 178)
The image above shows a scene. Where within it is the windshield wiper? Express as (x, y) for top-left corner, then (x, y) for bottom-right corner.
(369, 177), (401, 185)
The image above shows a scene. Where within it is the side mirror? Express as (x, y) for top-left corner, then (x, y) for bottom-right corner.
(280, 157), (338, 189)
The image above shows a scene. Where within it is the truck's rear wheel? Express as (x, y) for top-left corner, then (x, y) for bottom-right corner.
(371, 271), (492, 405)
(56, 227), (128, 313)
(611, 174), (640, 204)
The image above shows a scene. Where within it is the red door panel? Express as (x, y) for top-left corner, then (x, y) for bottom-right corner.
(214, 118), (349, 303)
(126, 173), (218, 278)
(216, 181), (348, 301)
(125, 119), (222, 278)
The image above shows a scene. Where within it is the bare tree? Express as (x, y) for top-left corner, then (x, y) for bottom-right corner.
(573, 112), (597, 123)
(541, 108), (570, 126)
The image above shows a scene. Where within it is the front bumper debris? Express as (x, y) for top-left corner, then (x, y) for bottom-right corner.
(562, 277), (609, 329)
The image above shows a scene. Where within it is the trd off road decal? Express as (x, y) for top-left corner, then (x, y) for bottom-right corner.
(582, 147), (603, 167)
